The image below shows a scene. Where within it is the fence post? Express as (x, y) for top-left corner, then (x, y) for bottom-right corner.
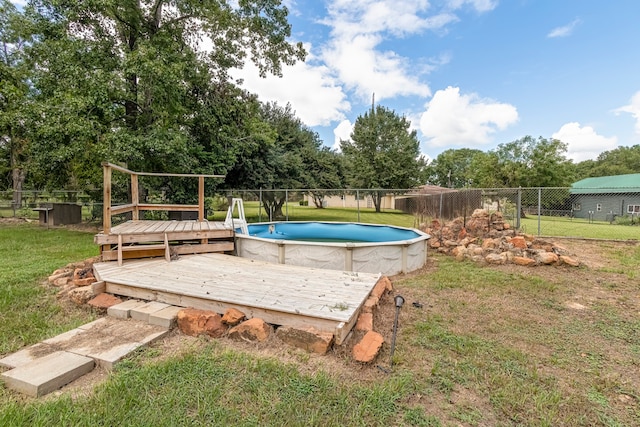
(259, 188), (262, 222)
(537, 187), (542, 236)
(356, 190), (360, 222)
(516, 187), (522, 229)
(439, 192), (443, 219)
(285, 189), (289, 221)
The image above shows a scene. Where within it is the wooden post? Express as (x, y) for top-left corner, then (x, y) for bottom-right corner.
(198, 176), (205, 221)
(131, 173), (139, 220)
(103, 164), (112, 234)
(199, 175), (206, 244)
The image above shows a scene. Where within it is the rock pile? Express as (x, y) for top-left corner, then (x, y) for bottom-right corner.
(423, 209), (580, 267)
(47, 257), (103, 305)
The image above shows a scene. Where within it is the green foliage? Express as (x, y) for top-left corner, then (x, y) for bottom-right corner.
(490, 136), (575, 188)
(225, 103), (344, 218)
(341, 105), (425, 212)
(575, 145), (640, 178)
(425, 148), (484, 188)
(4, 0), (305, 192)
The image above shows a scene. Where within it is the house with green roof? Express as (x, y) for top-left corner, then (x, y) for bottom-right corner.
(570, 173), (640, 221)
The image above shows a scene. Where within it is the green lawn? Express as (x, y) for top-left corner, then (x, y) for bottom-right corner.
(520, 215), (640, 240)
(0, 223), (98, 354)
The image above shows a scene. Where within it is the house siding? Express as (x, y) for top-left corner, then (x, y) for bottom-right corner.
(573, 193), (640, 221)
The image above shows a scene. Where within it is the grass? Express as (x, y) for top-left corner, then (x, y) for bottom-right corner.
(0, 223), (98, 354)
(520, 215), (640, 240)
(1, 220), (640, 425)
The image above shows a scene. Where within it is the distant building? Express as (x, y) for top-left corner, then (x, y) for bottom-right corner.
(570, 173), (640, 221)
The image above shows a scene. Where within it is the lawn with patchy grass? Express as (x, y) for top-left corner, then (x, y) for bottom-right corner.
(0, 222), (98, 354)
(1, 222), (639, 425)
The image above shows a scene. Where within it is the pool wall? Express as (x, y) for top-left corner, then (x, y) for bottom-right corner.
(234, 222), (430, 275)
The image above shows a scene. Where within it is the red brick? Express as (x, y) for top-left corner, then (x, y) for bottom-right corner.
(352, 331), (384, 363)
(371, 276), (393, 299)
(228, 318), (272, 342)
(87, 293), (123, 310)
(355, 312), (373, 332)
(275, 326), (334, 355)
(221, 308), (246, 326)
(177, 308), (226, 338)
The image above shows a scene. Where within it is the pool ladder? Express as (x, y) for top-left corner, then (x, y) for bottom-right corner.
(225, 198), (249, 234)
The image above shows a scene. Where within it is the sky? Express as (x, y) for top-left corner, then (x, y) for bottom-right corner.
(231, 0), (640, 163)
(9, 0), (640, 164)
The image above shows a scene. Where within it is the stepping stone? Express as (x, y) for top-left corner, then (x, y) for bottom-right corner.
(107, 299), (144, 319)
(1, 351), (94, 397)
(130, 301), (170, 323)
(0, 343), (54, 369)
(149, 306), (182, 329)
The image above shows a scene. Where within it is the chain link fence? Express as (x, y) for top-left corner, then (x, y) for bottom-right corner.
(3, 186), (639, 240)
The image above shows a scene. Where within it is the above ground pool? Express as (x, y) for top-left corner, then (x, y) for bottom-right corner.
(234, 221), (430, 276)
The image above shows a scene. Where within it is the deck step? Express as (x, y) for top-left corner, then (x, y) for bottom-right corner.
(118, 233), (170, 266)
(1, 351), (94, 397)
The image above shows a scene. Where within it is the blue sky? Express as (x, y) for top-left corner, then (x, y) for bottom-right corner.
(232, 0), (640, 163)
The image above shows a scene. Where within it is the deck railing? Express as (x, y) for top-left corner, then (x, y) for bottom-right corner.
(102, 162), (225, 234)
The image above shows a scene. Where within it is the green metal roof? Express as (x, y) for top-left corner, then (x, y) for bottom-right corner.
(571, 173), (640, 194)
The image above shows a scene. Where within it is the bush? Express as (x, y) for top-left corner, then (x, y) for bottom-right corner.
(299, 200), (309, 206)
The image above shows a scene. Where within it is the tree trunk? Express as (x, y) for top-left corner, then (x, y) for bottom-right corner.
(373, 191), (382, 213)
(11, 167), (25, 210)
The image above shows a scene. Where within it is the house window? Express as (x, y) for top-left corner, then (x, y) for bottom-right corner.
(596, 203), (602, 212)
(572, 203), (581, 211)
(628, 204), (640, 214)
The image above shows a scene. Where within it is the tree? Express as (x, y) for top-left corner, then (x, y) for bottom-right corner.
(341, 105), (425, 212)
(17, 0), (306, 191)
(584, 145), (640, 177)
(425, 148), (484, 188)
(0, 0), (31, 206)
(304, 147), (345, 208)
(490, 136), (575, 188)
(224, 102), (328, 219)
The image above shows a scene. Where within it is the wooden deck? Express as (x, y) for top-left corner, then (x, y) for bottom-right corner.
(94, 220), (235, 262)
(93, 253), (381, 344)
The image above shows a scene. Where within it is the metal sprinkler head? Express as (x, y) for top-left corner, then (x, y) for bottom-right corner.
(394, 295), (405, 308)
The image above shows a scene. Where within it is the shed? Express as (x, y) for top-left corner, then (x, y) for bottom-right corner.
(570, 174), (640, 221)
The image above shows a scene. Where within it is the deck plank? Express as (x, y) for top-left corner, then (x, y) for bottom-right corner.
(93, 254), (379, 335)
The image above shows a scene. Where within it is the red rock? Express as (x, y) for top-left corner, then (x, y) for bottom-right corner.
(353, 331), (384, 363)
(69, 286), (93, 305)
(275, 326), (334, 355)
(509, 236), (528, 249)
(88, 293), (123, 310)
(503, 223), (511, 230)
(177, 308), (226, 338)
(513, 256), (536, 267)
(371, 276), (392, 299)
(559, 255), (580, 267)
(228, 318), (272, 342)
(485, 252), (507, 265)
(355, 312), (373, 331)
(222, 308), (246, 325)
(481, 238), (497, 249)
(457, 227), (468, 240)
(363, 296), (378, 313)
(53, 277), (71, 287)
(73, 267), (96, 286)
(537, 252), (559, 265)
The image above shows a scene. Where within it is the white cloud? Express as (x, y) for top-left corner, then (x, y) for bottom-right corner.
(321, 34), (432, 102)
(232, 49), (350, 127)
(418, 86), (519, 147)
(614, 90), (640, 134)
(547, 18), (581, 38)
(332, 119), (354, 151)
(553, 122), (618, 162)
(446, 0), (498, 13)
(320, 0), (457, 103)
